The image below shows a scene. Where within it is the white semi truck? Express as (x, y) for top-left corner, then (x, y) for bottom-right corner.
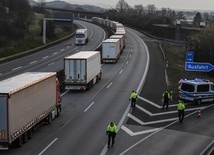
(102, 39), (120, 63)
(0, 72), (61, 149)
(75, 29), (88, 45)
(64, 51), (102, 90)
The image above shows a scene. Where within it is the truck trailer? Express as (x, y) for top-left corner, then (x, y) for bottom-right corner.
(75, 29), (88, 45)
(64, 51), (102, 90)
(110, 35), (125, 53)
(102, 39), (120, 63)
(0, 72), (61, 149)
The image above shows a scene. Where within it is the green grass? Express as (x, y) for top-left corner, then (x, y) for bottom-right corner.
(0, 13), (76, 59)
(161, 42), (213, 101)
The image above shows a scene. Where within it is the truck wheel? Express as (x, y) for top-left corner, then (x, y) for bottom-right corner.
(28, 128), (33, 139)
(96, 76), (99, 83)
(98, 72), (102, 80)
(23, 132), (28, 143)
(17, 135), (23, 147)
(56, 105), (61, 117)
(48, 114), (52, 124)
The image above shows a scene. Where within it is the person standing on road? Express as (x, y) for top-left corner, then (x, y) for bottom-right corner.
(162, 90), (170, 110)
(177, 100), (185, 123)
(130, 91), (138, 108)
(106, 122), (117, 148)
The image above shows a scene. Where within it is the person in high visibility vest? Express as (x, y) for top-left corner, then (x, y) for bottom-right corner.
(106, 122), (117, 148)
(177, 100), (185, 123)
(162, 90), (170, 110)
(130, 91), (138, 108)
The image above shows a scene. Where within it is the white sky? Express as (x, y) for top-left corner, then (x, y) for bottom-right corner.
(45, 0), (214, 11)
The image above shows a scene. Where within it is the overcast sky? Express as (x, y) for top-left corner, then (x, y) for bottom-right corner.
(45, 0), (214, 11)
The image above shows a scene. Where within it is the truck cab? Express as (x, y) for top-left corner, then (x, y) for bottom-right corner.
(75, 29), (88, 45)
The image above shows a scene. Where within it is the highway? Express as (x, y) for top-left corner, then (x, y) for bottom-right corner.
(0, 20), (214, 155)
(0, 19), (148, 155)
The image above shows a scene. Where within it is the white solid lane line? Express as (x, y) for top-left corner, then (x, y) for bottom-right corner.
(127, 113), (178, 126)
(121, 125), (162, 136)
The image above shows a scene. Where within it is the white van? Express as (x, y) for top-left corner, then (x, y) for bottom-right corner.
(178, 78), (214, 104)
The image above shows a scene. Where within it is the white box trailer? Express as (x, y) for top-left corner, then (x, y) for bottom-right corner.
(64, 51), (102, 90)
(110, 35), (125, 53)
(75, 29), (88, 45)
(0, 72), (61, 150)
(102, 39), (120, 63)
(115, 30), (126, 48)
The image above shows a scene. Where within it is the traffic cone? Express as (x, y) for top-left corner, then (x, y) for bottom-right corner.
(197, 109), (202, 118)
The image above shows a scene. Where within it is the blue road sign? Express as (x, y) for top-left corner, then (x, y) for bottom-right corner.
(185, 62), (214, 72)
(185, 51), (194, 62)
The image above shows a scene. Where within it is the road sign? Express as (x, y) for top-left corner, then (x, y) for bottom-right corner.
(185, 62), (214, 72)
(185, 51), (194, 62)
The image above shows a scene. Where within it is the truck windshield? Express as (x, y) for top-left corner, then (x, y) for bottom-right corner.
(76, 34), (85, 38)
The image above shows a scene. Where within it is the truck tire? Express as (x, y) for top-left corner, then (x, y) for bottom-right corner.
(17, 135), (23, 147)
(23, 132), (28, 143)
(28, 128), (33, 139)
(48, 113), (52, 124)
(56, 105), (61, 117)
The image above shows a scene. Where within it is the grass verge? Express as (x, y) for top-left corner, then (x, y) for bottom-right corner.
(161, 42), (213, 101)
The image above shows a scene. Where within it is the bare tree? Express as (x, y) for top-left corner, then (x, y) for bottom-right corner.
(116, 0), (129, 13)
(176, 11), (186, 20)
(193, 12), (202, 26)
(146, 4), (156, 15)
(203, 12), (210, 21)
(37, 0), (46, 7)
(134, 4), (144, 14)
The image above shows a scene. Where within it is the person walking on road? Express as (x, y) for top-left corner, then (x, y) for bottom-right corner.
(162, 90), (170, 110)
(130, 91), (138, 108)
(106, 122), (117, 148)
(177, 100), (185, 123)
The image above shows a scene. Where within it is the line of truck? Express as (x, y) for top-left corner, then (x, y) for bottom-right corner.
(64, 17), (126, 90)
(91, 17), (126, 63)
(0, 17), (126, 150)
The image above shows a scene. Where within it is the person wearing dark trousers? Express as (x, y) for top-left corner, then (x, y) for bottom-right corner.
(177, 100), (185, 123)
(130, 91), (138, 108)
(106, 122), (117, 148)
(162, 90), (170, 110)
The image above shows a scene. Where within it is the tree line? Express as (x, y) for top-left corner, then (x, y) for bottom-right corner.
(107, 0), (214, 76)
(0, 0), (31, 48)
